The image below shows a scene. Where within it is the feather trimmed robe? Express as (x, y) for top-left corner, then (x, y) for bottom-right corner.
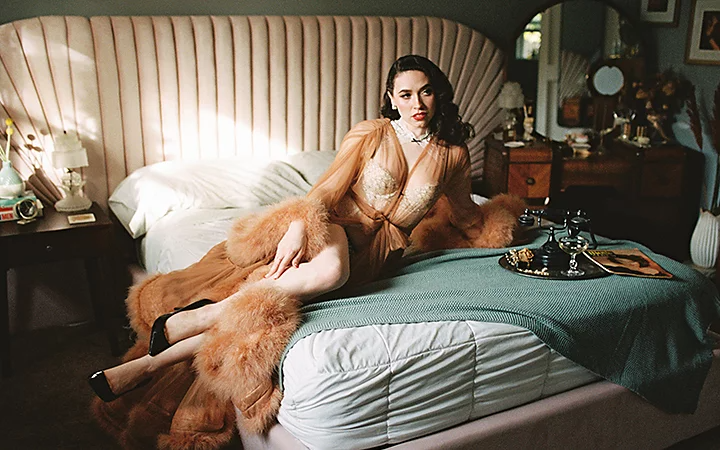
(92, 118), (525, 449)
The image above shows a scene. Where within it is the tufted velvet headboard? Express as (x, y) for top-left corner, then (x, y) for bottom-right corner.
(0, 16), (505, 210)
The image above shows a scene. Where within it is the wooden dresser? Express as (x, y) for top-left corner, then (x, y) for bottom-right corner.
(481, 138), (703, 261)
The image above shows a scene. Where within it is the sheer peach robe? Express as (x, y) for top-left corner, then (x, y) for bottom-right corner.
(307, 118), (482, 284)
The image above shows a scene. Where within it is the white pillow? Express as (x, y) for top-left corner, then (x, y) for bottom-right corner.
(109, 157), (318, 239)
(282, 150), (337, 185)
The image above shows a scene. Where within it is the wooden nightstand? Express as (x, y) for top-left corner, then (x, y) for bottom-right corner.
(0, 202), (119, 376)
(482, 138), (553, 206)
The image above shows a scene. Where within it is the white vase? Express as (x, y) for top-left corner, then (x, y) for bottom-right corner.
(689, 209), (720, 268)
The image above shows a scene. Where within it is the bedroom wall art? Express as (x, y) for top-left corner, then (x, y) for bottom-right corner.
(685, 0), (720, 64)
(640, 0), (681, 26)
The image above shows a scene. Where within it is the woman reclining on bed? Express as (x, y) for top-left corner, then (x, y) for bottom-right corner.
(87, 54), (525, 431)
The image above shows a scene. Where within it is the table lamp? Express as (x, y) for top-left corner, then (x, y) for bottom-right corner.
(51, 131), (92, 212)
(498, 81), (525, 141)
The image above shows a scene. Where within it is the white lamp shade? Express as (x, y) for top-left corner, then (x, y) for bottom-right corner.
(51, 149), (88, 169)
(52, 132), (89, 169)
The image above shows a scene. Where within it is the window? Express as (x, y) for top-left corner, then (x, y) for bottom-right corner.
(516, 13), (543, 60)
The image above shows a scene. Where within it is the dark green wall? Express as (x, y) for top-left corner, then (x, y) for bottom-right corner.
(0, 0), (637, 51)
(654, 0), (720, 208)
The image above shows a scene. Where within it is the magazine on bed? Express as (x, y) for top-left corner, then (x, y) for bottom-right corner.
(585, 249), (673, 279)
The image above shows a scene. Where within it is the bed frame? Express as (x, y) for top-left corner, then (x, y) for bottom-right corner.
(1, 14), (718, 449)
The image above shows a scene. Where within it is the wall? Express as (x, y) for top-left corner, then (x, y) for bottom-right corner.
(0, 0), (685, 333)
(0, 0), (638, 51)
(655, 1), (720, 210)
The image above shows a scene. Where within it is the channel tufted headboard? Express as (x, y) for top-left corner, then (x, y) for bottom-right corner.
(0, 15), (505, 210)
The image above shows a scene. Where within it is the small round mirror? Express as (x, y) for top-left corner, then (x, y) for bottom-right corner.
(591, 65), (624, 96)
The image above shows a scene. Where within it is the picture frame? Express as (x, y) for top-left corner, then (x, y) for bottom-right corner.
(685, 0), (720, 64)
(640, 0), (681, 26)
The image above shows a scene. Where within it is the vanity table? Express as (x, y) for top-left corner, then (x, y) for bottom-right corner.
(481, 137), (702, 261)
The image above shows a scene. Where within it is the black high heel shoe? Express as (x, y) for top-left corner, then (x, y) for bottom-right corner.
(88, 370), (151, 402)
(148, 299), (214, 356)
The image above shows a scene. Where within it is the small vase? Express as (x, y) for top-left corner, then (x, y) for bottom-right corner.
(689, 209), (720, 269)
(0, 161), (24, 199)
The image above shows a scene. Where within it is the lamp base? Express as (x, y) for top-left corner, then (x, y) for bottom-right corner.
(55, 194), (92, 212)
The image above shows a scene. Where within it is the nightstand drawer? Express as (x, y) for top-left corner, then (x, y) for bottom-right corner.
(507, 147), (553, 163)
(507, 163), (551, 199)
(2, 227), (110, 267)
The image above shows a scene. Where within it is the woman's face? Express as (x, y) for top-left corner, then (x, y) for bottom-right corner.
(389, 70), (436, 135)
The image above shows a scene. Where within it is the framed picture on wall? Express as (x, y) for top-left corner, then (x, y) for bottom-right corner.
(686, 0), (720, 64)
(640, 0), (680, 26)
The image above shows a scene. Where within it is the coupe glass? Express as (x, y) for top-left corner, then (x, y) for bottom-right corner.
(558, 234), (589, 277)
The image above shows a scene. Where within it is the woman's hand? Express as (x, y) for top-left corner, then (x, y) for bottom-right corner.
(265, 220), (307, 279)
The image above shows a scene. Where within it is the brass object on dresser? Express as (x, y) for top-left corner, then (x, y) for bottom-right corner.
(481, 138), (702, 261)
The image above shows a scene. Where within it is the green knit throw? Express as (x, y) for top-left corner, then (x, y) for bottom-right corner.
(280, 237), (720, 413)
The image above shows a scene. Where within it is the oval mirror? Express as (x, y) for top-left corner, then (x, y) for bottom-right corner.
(508, 0), (651, 141)
(592, 65), (624, 96)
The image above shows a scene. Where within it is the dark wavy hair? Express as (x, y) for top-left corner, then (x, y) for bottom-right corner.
(380, 55), (474, 146)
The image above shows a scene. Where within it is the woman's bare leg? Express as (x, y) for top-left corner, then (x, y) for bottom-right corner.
(95, 224), (349, 397)
(100, 334), (204, 396)
(163, 223), (349, 346)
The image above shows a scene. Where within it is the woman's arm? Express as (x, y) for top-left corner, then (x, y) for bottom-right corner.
(440, 144), (526, 248)
(306, 120), (385, 210)
(442, 145), (482, 230)
(265, 219), (307, 279)
(265, 119), (385, 279)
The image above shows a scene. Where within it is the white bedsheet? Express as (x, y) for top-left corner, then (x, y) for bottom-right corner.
(140, 207), (263, 274)
(140, 208), (600, 450)
(279, 322), (598, 450)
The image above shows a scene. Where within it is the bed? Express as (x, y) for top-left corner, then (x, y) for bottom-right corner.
(108, 151), (720, 450)
(1, 14), (719, 450)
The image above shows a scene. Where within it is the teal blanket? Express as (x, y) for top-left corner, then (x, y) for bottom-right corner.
(280, 237), (720, 413)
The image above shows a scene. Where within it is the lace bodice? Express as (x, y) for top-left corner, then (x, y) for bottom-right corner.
(360, 159), (397, 208)
(307, 119), (479, 284)
(359, 158), (440, 224)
